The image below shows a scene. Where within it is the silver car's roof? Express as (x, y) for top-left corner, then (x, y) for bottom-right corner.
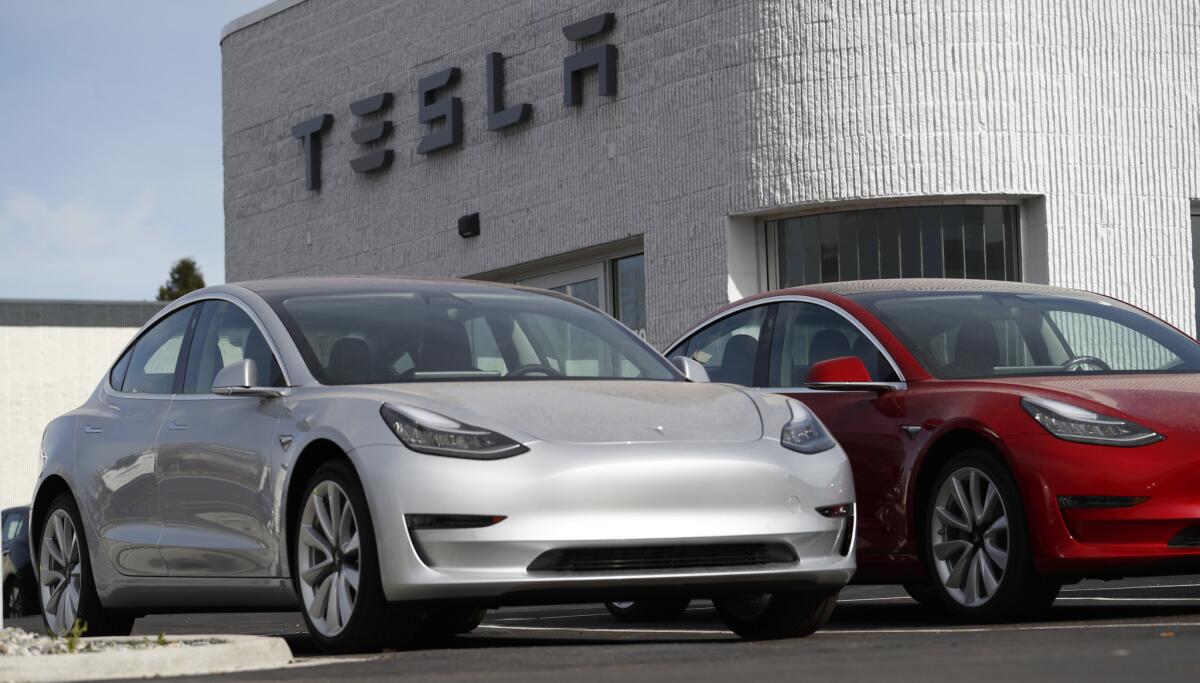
(232, 276), (542, 297)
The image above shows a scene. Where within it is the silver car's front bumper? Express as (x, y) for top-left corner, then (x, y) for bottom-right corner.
(351, 439), (856, 603)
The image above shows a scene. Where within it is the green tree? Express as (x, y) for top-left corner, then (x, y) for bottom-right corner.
(157, 258), (206, 301)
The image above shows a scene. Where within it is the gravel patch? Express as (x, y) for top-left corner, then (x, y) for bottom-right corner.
(0, 628), (221, 657)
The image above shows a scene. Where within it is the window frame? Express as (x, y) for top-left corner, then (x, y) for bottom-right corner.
(667, 295), (906, 393)
(104, 303), (201, 399)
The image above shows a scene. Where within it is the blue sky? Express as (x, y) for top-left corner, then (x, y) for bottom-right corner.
(0, 1), (265, 301)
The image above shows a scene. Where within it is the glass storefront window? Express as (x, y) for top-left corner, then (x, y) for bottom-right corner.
(515, 252), (648, 339)
(549, 278), (599, 308)
(612, 254), (647, 338)
(773, 205), (1020, 286)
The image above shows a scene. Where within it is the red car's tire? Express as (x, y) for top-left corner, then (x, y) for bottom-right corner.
(922, 450), (1059, 621)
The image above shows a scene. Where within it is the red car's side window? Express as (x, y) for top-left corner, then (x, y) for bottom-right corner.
(766, 302), (897, 387)
(678, 305), (769, 386)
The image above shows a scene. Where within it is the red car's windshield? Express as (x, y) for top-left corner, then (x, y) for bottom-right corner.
(853, 291), (1200, 379)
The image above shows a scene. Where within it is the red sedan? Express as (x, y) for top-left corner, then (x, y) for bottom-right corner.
(666, 279), (1200, 620)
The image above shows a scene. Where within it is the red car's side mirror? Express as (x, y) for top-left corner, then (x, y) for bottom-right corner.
(806, 356), (897, 393)
(807, 356), (872, 383)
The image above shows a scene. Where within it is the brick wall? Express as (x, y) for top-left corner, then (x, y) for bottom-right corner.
(222, 0), (1200, 346)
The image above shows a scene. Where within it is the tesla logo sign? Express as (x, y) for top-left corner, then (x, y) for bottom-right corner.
(291, 12), (618, 191)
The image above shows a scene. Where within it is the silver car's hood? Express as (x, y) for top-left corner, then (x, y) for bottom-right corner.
(370, 380), (764, 445)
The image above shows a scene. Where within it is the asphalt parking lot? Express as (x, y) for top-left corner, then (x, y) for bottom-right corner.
(11, 575), (1200, 682)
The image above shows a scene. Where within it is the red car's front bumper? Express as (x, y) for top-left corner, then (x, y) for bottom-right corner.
(1007, 432), (1200, 577)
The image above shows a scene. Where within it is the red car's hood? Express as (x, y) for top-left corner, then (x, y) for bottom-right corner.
(983, 373), (1200, 433)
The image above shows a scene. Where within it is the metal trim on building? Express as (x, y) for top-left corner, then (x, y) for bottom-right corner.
(0, 300), (166, 328)
(220, 0), (307, 43)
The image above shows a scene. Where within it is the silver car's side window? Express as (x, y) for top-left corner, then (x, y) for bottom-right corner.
(119, 306), (196, 395)
(181, 300), (285, 393)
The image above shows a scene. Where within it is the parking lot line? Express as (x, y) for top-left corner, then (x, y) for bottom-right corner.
(819, 620), (1200, 635)
(1056, 596), (1200, 602)
(477, 624), (731, 636)
(1061, 582), (1200, 592)
(479, 618), (1200, 638)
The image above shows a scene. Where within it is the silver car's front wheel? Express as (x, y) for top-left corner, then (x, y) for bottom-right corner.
(930, 466), (1009, 608)
(39, 509), (82, 634)
(292, 460), (422, 653)
(298, 480), (361, 637)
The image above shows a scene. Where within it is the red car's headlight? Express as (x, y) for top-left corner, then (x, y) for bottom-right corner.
(1020, 396), (1163, 447)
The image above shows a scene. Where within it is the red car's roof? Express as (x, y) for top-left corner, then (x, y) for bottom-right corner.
(775, 278), (1101, 299)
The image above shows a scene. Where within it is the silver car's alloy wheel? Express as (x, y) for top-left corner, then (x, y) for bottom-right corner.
(930, 466), (1009, 608)
(40, 509), (82, 635)
(298, 480), (361, 637)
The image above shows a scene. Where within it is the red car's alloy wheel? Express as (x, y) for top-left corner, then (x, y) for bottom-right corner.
(930, 466), (1010, 608)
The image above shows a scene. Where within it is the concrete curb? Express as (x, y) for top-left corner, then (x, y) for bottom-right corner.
(0, 634), (293, 682)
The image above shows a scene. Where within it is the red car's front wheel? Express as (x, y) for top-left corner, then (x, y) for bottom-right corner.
(923, 450), (1059, 621)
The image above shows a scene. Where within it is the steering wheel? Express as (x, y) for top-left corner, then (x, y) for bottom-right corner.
(506, 364), (565, 378)
(1063, 355), (1112, 372)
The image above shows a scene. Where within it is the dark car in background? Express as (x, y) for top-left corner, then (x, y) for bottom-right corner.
(3, 506), (35, 618)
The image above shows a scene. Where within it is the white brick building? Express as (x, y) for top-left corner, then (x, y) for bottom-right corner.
(0, 301), (162, 508)
(220, 0), (1200, 349)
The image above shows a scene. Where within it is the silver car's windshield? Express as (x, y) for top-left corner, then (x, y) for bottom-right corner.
(269, 285), (680, 384)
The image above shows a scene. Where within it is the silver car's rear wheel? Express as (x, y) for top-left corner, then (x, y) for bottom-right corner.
(36, 494), (134, 637)
(40, 509), (82, 634)
(930, 466), (1009, 608)
(298, 480), (361, 637)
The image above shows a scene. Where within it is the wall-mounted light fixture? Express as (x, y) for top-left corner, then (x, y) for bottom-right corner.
(458, 213), (480, 238)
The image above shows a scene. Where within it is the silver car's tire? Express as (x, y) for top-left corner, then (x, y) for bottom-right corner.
(293, 460), (420, 653)
(604, 598), (690, 623)
(923, 451), (1059, 621)
(420, 606), (488, 642)
(715, 590), (838, 640)
(38, 494), (134, 637)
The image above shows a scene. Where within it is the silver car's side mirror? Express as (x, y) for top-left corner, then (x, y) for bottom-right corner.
(669, 355), (710, 382)
(211, 359), (284, 398)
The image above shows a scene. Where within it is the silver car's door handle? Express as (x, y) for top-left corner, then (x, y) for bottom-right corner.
(82, 425), (103, 434)
(167, 421), (188, 431)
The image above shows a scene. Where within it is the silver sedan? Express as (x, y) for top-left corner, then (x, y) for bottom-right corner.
(30, 277), (855, 652)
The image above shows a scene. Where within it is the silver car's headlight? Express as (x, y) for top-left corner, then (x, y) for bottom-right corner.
(1020, 396), (1162, 447)
(781, 399), (837, 454)
(380, 404), (529, 459)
